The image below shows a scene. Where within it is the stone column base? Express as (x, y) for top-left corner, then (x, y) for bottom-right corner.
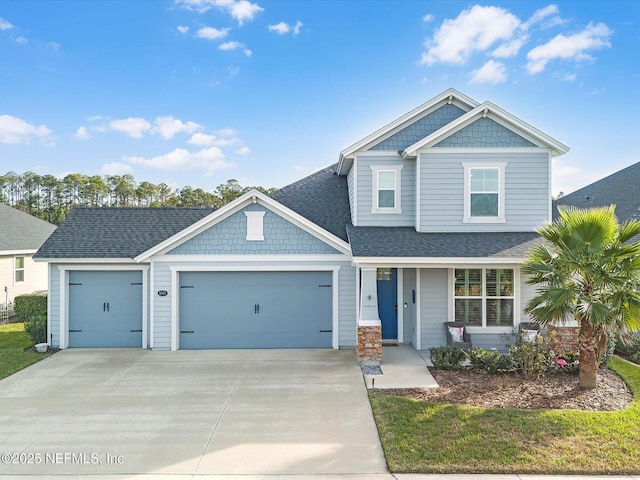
(547, 325), (579, 353)
(357, 325), (382, 365)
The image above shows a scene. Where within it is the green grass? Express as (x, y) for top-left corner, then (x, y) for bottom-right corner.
(0, 322), (51, 380)
(369, 357), (640, 474)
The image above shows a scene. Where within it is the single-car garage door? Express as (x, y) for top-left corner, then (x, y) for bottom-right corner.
(68, 271), (143, 347)
(179, 271), (332, 349)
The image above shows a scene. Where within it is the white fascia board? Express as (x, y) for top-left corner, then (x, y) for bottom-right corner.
(153, 254), (351, 263)
(37, 257), (139, 264)
(55, 264), (150, 272)
(0, 249), (38, 256)
(402, 101), (570, 158)
(353, 257), (525, 267)
(134, 189), (351, 262)
(337, 88), (479, 171)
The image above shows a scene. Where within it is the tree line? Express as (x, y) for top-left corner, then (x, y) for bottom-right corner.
(0, 171), (276, 225)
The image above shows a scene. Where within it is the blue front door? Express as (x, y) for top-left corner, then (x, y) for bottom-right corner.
(377, 268), (397, 340)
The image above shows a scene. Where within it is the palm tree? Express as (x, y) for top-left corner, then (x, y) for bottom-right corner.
(523, 205), (640, 388)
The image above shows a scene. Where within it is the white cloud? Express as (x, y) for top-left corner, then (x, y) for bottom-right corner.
(243, 48), (252, 56)
(177, 25), (190, 34)
(422, 14), (434, 23)
(0, 114), (53, 145)
(268, 20), (302, 35)
(125, 146), (234, 172)
(196, 26), (230, 40)
(109, 117), (152, 138)
(469, 60), (507, 84)
(421, 5), (520, 65)
(188, 133), (217, 146)
(522, 4), (559, 30)
(87, 115), (106, 121)
(0, 17), (13, 30)
(526, 22), (612, 74)
(235, 146), (250, 155)
(99, 162), (134, 175)
(561, 73), (576, 82)
(14, 36), (28, 44)
(492, 35), (528, 58)
(74, 126), (90, 140)
(153, 115), (202, 140)
(552, 160), (603, 197)
(218, 41), (252, 56)
(176, 0), (263, 24)
(216, 128), (237, 137)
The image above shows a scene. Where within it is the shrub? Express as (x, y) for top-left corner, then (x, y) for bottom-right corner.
(615, 334), (640, 357)
(631, 351), (640, 365)
(14, 294), (47, 345)
(428, 345), (467, 370)
(14, 293), (47, 320)
(509, 336), (553, 379)
(598, 329), (616, 367)
(24, 315), (47, 345)
(468, 347), (512, 374)
(556, 351), (580, 374)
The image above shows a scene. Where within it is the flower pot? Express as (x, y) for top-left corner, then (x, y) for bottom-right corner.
(35, 343), (48, 353)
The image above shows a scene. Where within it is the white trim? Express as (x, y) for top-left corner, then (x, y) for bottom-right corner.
(36, 257), (138, 264)
(55, 264), (150, 350)
(416, 268), (421, 350)
(152, 254), (350, 262)
(416, 154), (421, 230)
(358, 319), (382, 327)
(141, 269), (148, 349)
(245, 211), (265, 241)
(355, 265), (360, 345)
(397, 267), (404, 343)
(447, 269), (454, 322)
(421, 147), (546, 155)
(149, 261), (155, 349)
(13, 255), (25, 284)
(338, 88), (479, 169)
(135, 189), (351, 261)
(370, 165), (403, 214)
(547, 151), (553, 222)
(352, 155), (358, 226)
(354, 150), (405, 156)
(332, 268), (339, 349)
(462, 162), (507, 224)
(168, 265), (341, 351)
(46, 265), (52, 346)
(402, 101), (570, 158)
(0, 249), (37, 256)
(353, 257), (525, 267)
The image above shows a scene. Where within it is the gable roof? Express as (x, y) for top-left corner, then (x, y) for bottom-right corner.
(0, 205), (57, 253)
(270, 164), (352, 242)
(347, 226), (541, 261)
(337, 88), (478, 173)
(402, 101), (570, 158)
(554, 161), (640, 222)
(34, 208), (214, 259)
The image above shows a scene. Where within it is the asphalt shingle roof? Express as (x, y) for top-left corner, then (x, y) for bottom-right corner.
(0, 205), (57, 251)
(34, 208), (214, 259)
(270, 164), (351, 242)
(554, 161), (640, 222)
(347, 226), (543, 258)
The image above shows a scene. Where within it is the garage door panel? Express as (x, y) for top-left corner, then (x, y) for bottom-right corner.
(68, 271), (143, 348)
(179, 271), (332, 349)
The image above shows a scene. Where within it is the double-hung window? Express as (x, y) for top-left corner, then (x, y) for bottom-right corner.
(370, 165), (403, 214)
(462, 163), (506, 223)
(14, 256), (25, 283)
(454, 268), (514, 327)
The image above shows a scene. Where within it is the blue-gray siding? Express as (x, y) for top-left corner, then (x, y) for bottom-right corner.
(355, 155), (415, 227)
(169, 204), (340, 255)
(369, 104), (466, 151)
(338, 264), (357, 347)
(434, 117), (536, 148)
(419, 269), (449, 349)
(419, 151), (549, 232)
(402, 268), (417, 346)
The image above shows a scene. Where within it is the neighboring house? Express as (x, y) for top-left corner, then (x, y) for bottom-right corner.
(35, 88), (569, 362)
(0, 205), (57, 310)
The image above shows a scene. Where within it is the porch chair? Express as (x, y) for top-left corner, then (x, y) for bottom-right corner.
(516, 321), (541, 345)
(444, 321), (473, 351)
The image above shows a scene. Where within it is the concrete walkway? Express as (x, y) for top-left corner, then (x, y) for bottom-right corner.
(364, 344), (438, 389)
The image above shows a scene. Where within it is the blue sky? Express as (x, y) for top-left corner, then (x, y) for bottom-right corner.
(0, 0), (638, 196)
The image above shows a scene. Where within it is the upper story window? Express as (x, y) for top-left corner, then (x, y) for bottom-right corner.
(14, 256), (25, 283)
(370, 165), (403, 214)
(462, 162), (506, 223)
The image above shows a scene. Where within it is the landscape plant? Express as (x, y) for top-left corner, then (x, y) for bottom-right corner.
(428, 345), (466, 370)
(467, 347), (512, 374)
(524, 205), (640, 388)
(509, 336), (554, 379)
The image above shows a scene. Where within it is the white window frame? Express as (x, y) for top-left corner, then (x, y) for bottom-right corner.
(370, 165), (403, 214)
(14, 256), (25, 283)
(462, 162), (506, 223)
(245, 211), (266, 241)
(450, 267), (517, 332)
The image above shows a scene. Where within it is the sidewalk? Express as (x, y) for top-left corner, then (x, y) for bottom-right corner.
(364, 344), (438, 389)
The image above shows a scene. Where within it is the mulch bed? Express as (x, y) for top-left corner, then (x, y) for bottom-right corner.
(384, 367), (632, 411)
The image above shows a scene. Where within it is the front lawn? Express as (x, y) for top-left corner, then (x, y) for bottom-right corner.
(0, 322), (51, 380)
(369, 357), (640, 474)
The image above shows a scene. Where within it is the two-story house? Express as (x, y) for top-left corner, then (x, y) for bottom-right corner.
(35, 89), (569, 362)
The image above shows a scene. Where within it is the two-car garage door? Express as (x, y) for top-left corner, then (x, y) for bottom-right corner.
(179, 271), (333, 349)
(67, 270), (333, 349)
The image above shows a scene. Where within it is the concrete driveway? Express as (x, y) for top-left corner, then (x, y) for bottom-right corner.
(0, 349), (387, 476)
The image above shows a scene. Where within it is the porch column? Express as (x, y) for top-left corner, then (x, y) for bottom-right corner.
(357, 267), (382, 365)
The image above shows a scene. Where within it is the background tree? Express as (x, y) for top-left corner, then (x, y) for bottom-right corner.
(523, 205), (640, 388)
